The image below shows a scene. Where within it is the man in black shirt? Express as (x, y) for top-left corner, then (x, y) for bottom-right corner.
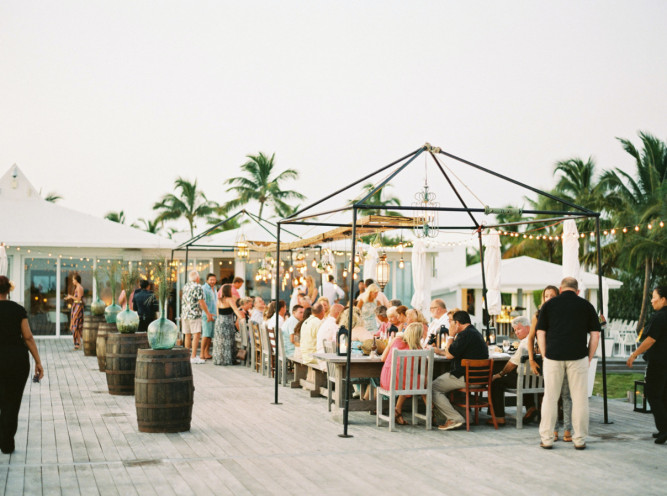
(432, 310), (489, 431)
(536, 277), (600, 450)
(133, 279), (158, 333)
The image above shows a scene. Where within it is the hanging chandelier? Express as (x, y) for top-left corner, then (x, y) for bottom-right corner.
(412, 156), (439, 238)
(234, 233), (250, 260)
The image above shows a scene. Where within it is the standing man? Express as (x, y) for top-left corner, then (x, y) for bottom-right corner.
(353, 280), (366, 301)
(300, 302), (325, 364)
(200, 273), (217, 361)
(133, 279), (158, 333)
(431, 310), (489, 431)
(181, 271), (211, 364)
(536, 277), (600, 450)
(490, 316), (538, 426)
(321, 275), (345, 306)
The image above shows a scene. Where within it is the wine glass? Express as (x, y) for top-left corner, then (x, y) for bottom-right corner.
(502, 341), (510, 353)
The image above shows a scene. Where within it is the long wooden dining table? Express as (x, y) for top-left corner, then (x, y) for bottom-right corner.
(313, 352), (511, 415)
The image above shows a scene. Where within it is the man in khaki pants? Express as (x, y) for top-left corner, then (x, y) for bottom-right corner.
(536, 277), (600, 450)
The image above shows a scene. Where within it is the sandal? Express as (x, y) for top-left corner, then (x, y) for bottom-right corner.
(563, 430), (572, 442)
(554, 431), (559, 442)
(395, 411), (409, 425)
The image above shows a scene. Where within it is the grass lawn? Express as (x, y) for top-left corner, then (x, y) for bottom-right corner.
(593, 373), (645, 399)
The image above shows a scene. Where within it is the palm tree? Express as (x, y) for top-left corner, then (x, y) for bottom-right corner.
(222, 152), (305, 220)
(105, 211), (126, 224)
(601, 131), (667, 330)
(355, 182), (402, 217)
(133, 217), (163, 234)
(41, 190), (64, 203)
(153, 177), (218, 237)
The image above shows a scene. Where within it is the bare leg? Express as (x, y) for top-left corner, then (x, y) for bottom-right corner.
(184, 333), (192, 351)
(191, 333), (200, 358)
(200, 337), (211, 359)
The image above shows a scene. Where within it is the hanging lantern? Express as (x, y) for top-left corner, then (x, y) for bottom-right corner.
(235, 233), (250, 260)
(398, 257), (405, 269)
(376, 252), (390, 291)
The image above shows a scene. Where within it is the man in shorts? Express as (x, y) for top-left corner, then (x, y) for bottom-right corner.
(200, 273), (217, 361)
(181, 270), (211, 364)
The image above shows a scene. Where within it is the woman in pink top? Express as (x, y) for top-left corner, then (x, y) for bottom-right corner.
(379, 323), (423, 425)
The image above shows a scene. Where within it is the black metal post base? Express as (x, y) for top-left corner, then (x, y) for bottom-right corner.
(338, 434), (353, 438)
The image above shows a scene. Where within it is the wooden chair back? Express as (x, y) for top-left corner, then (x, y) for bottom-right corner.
(389, 349), (434, 394)
(451, 358), (496, 431)
(251, 321), (262, 372)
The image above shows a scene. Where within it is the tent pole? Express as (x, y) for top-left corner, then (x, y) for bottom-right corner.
(595, 216), (610, 423)
(478, 229), (490, 342)
(273, 222), (282, 405)
(340, 207), (357, 438)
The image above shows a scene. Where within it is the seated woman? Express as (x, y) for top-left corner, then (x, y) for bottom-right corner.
(379, 323), (425, 425)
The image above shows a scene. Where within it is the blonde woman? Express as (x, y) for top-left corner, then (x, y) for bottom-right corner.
(305, 276), (318, 303)
(316, 296), (330, 317)
(379, 323), (424, 425)
(357, 283), (380, 333)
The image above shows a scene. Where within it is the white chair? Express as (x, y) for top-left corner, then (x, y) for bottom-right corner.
(323, 341), (336, 411)
(261, 324), (276, 377)
(238, 320), (249, 366)
(277, 327), (289, 387)
(622, 330), (638, 356)
(376, 349), (434, 432)
(505, 355), (544, 429)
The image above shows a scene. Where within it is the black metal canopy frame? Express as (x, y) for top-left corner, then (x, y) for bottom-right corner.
(270, 143), (612, 437)
(171, 209), (307, 281)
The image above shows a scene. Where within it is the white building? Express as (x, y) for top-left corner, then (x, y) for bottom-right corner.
(0, 165), (175, 337)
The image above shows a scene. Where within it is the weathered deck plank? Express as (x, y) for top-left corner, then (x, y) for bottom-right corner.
(1, 339), (665, 496)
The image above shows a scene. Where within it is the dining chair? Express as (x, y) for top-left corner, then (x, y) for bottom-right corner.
(449, 358), (497, 431)
(376, 349), (434, 432)
(251, 322), (262, 373)
(505, 355), (544, 429)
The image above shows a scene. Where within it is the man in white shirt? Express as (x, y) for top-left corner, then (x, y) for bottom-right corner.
(250, 297), (265, 325)
(321, 275), (345, 306)
(281, 305), (304, 356)
(427, 299), (449, 343)
(489, 316), (536, 426)
(300, 303), (325, 363)
(316, 303), (344, 353)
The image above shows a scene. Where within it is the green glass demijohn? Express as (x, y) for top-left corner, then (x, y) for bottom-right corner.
(148, 301), (178, 350)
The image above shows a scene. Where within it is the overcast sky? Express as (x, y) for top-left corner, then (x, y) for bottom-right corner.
(1, 1), (666, 235)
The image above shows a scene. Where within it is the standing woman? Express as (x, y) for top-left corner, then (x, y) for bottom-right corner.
(213, 284), (244, 366)
(357, 283), (380, 333)
(305, 276), (318, 304)
(0, 276), (44, 454)
(65, 274), (84, 350)
(627, 286), (667, 444)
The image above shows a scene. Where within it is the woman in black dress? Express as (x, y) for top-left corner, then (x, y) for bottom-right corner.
(213, 284), (244, 366)
(627, 285), (667, 444)
(0, 276), (44, 454)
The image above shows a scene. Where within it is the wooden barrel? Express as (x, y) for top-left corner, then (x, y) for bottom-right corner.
(96, 322), (117, 372)
(105, 333), (149, 395)
(135, 348), (194, 433)
(82, 315), (105, 356)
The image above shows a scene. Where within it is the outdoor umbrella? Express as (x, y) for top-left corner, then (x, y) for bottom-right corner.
(363, 245), (378, 282)
(410, 239), (430, 315)
(562, 219), (585, 292)
(0, 244), (7, 277)
(484, 228), (502, 315)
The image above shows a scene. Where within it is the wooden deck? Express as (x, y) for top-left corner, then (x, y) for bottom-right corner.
(1, 339), (665, 496)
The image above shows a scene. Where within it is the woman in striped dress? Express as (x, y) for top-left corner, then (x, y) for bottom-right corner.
(65, 274), (84, 349)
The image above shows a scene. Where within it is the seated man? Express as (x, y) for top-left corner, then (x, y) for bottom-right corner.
(431, 310), (489, 431)
(249, 297), (265, 325)
(281, 305), (304, 357)
(489, 316), (538, 426)
(300, 303), (324, 363)
(317, 303), (344, 353)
